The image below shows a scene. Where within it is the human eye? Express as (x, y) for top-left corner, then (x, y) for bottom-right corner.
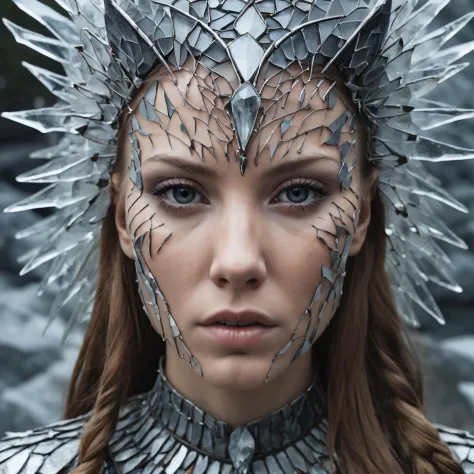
(151, 178), (206, 215)
(271, 178), (330, 214)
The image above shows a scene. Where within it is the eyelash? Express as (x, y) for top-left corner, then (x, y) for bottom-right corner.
(151, 177), (330, 215)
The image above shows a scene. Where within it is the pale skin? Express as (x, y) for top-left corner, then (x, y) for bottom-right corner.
(113, 60), (378, 428)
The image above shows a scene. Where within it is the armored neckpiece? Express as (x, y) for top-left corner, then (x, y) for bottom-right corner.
(108, 356), (333, 474)
(1, 356), (474, 474)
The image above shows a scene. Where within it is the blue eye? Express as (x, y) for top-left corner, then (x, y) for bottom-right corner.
(151, 179), (204, 214)
(151, 177), (330, 215)
(272, 179), (330, 214)
(164, 186), (197, 205)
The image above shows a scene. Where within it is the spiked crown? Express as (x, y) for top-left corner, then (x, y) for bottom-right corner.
(3, 0), (474, 341)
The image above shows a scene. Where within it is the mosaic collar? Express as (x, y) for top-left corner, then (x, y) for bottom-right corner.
(114, 356), (336, 474)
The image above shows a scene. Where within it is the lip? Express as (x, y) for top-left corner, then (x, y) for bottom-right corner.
(201, 324), (275, 347)
(201, 309), (277, 327)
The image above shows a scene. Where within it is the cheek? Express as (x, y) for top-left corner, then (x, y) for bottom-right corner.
(126, 191), (208, 293)
(275, 230), (332, 301)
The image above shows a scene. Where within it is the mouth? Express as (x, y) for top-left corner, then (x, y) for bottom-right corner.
(201, 309), (277, 328)
(213, 320), (267, 327)
(200, 318), (276, 347)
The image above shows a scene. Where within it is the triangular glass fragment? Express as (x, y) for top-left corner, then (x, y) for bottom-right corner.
(231, 82), (261, 152)
(228, 33), (264, 81)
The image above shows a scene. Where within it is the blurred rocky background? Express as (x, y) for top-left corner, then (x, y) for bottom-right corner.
(0, 0), (474, 435)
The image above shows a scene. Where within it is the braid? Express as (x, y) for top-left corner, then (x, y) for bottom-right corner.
(371, 336), (465, 474)
(366, 194), (464, 474)
(70, 205), (138, 474)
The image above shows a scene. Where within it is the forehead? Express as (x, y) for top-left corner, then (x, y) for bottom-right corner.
(130, 61), (357, 167)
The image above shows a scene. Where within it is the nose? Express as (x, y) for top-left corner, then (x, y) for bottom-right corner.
(209, 200), (266, 291)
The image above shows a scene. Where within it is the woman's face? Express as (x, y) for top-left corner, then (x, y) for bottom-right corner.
(116, 62), (371, 390)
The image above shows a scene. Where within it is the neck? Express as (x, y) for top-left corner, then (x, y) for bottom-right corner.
(163, 353), (316, 429)
(146, 355), (329, 470)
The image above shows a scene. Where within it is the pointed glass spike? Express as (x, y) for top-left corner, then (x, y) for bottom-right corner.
(20, 226), (94, 276)
(231, 82), (261, 152)
(4, 182), (99, 212)
(13, 0), (80, 44)
(419, 39), (474, 70)
(22, 62), (75, 102)
(406, 0), (453, 43)
(235, 6), (266, 39)
(228, 33), (264, 81)
(1, 106), (92, 134)
(29, 135), (87, 159)
(240, 155), (247, 176)
(3, 19), (75, 64)
(401, 107), (474, 131)
(411, 12), (474, 65)
(16, 152), (103, 183)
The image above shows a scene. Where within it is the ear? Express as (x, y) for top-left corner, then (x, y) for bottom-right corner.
(111, 173), (135, 260)
(348, 168), (379, 257)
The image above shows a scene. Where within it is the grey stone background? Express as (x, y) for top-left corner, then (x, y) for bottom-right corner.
(0, 0), (473, 435)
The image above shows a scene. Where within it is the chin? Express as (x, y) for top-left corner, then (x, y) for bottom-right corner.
(199, 353), (283, 391)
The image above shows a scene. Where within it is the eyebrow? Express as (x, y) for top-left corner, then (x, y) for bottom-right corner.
(144, 154), (339, 179)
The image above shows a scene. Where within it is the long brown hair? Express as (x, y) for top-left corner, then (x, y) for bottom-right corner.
(64, 73), (464, 474)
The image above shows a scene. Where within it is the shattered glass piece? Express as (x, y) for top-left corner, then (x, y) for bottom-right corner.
(410, 107), (474, 131)
(273, 7), (293, 29)
(222, 0), (247, 12)
(164, 92), (175, 118)
(195, 30), (214, 51)
(22, 62), (76, 102)
(3, 19), (75, 64)
(411, 12), (474, 65)
(231, 82), (261, 151)
(280, 119), (292, 136)
(240, 154), (247, 176)
(13, 0), (80, 44)
(234, 6), (266, 39)
(210, 12), (235, 31)
(174, 14), (196, 43)
(203, 41), (227, 62)
(256, 0), (276, 14)
(228, 427), (255, 474)
(228, 33), (264, 81)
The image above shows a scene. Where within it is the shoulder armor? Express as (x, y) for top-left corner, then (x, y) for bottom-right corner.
(435, 423), (474, 472)
(0, 394), (150, 474)
(0, 414), (88, 474)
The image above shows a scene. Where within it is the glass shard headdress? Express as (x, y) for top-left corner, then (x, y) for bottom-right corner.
(3, 0), (474, 342)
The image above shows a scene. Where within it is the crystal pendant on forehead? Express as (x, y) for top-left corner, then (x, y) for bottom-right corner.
(231, 82), (261, 152)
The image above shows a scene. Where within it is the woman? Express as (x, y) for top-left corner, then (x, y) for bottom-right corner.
(1, 0), (474, 473)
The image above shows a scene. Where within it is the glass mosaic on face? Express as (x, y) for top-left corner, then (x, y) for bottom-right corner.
(124, 58), (361, 383)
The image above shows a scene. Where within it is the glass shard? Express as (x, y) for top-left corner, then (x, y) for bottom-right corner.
(234, 6), (266, 39)
(231, 82), (261, 152)
(228, 33), (264, 81)
(228, 427), (255, 474)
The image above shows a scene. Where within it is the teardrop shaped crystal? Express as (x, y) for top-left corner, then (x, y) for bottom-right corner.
(231, 82), (261, 152)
